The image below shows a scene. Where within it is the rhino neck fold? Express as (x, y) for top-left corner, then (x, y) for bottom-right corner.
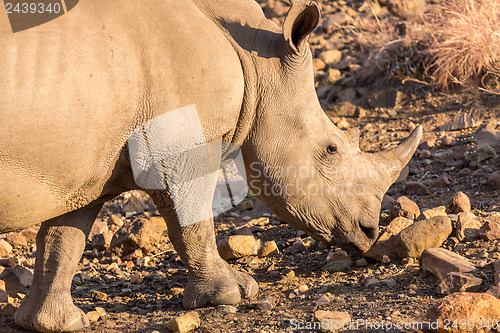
(189, 0), (284, 148)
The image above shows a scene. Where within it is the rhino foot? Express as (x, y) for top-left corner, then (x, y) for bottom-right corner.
(183, 258), (258, 308)
(14, 290), (90, 332)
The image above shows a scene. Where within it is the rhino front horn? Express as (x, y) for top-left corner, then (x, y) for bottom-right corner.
(379, 125), (423, 181)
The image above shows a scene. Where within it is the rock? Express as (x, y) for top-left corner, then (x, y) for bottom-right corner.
(130, 272), (142, 284)
(327, 68), (341, 82)
(216, 305), (237, 314)
(239, 199), (254, 210)
(11, 266), (33, 288)
(109, 216), (167, 256)
(318, 49), (342, 65)
(252, 295), (276, 311)
(486, 286), (500, 298)
(396, 216), (452, 258)
(88, 219), (109, 242)
(167, 311), (200, 333)
(0, 257), (21, 268)
(298, 284), (309, 293)
(95, 306), (107, 318)
(355, 258), (368, 267)
(5, 232), (27, 247)
(217, 235), (258, 261)
(91, 230), (114, 251)
(121, 194), (148, 214)
(420, 248), (476, 279)
(316, 85), (332, 99)
(404, 181), (431, 195)
(389, 196), (420, 221)
(0, 303), (19, 316)
(488, 171), (500, 189)
(427, 292), (500, 333)
(381, 255), (391, 264)
(365, 217), (413, 261)
(336, 117), (350, 129)
(107, 215), (124, 228)
(434, 149), (453, 160)
(494, 260), (500, 286)
(418, 206), (448, 220)
(258, 241), (279, 257)
(477, 145), (497, 163)
(0, 240), (13, 258)
(326, 249), (349, 262)
(323, 259), (353, 272)
(419, 139), (435, 150)
(313, 310), (350, 332)
(285, 239), (306, 254)
(316, 294), (330, 306)
(381, 194), (395, 210)
(441, 136), (456, 146)
(123, 249), (144, 261)
(478, 221), (500, 241)
(0, 268), (25, 297)
(368, 89), (398, 108)
(449, 192), (471, 214)
(436, 272), (482, 294)
(365, 278), (380, 287)
(455, 212), (482, 241)
(92, 290), (107, 301)
(381, 278), (397, 288)
(476, 129), (500, 148)
(418, 149), (431, 159)
(0, 280), (8, 303)
(321, 12), (354, 32)
(433, 175), (453, 188)
(86, 310), (101, 322)
(313, 58), (326, 71)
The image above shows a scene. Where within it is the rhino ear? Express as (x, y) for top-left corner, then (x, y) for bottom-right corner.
(283, 1), (321, 52)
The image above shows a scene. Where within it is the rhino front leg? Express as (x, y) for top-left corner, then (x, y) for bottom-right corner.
(14, 203), (103, 332)
(151, 194), (258, 308)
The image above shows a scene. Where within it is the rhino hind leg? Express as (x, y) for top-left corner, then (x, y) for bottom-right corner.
(14, 203), (103, 332)
(150, 193), (258, 308)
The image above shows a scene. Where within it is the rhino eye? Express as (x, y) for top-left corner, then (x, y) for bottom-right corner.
(327, 145), (337, 154)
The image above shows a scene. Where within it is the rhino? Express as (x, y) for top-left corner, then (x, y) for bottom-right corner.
(0, 0), (422, 331)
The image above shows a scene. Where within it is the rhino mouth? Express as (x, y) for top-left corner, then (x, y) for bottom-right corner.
(322, 224), (378, 254)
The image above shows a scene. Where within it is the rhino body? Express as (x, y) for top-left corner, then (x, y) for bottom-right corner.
(0, 0), (421, 331)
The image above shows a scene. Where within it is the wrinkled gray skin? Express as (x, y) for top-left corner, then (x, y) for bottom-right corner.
(0, 0), (421, 331)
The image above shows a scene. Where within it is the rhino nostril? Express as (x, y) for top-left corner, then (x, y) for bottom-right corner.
(360, 226), (378, 241)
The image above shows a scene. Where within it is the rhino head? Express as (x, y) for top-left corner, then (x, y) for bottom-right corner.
(240, 0), (422, 253)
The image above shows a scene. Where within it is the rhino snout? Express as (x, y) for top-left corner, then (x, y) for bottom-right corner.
(346, 221), (379, 254)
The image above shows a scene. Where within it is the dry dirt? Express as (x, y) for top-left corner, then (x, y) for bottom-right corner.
(1, 0), (499, 332)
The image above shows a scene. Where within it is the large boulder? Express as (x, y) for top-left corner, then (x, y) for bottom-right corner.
(420, 248), (476, 279)
(109, 216), (167, 256)
(217, 235), (259, 261)
(365, 217), (413, 261)
(396, 216), (452, 258)
(427, 292), (500, 333)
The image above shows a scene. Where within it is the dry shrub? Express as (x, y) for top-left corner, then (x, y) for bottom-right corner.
(428, 0), (500, 90)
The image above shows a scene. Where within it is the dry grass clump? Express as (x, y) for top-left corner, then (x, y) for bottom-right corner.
(428, 0), (500, 91)
(353, 0), (500, 93)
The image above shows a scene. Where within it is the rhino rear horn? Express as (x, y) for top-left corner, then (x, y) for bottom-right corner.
(283, 1), (321, 52)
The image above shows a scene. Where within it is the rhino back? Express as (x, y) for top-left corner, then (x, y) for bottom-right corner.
(0, 0), (244, 232)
